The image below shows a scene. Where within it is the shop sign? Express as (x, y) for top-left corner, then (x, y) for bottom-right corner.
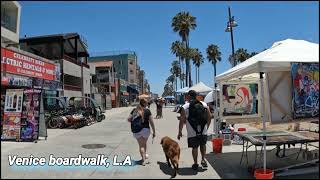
(1, 48), (56, 81)
(33, 78), (43, 89)
(43, 80), (62, 91)
(1, 76), (33, 87)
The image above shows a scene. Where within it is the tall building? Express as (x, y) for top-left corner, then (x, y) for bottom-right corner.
(88, 60), (117, 109)
(1, 1), (21, 48)
(89, 51), (139, 103)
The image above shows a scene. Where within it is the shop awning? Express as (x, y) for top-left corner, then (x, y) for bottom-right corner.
(127, 86), (139, 94)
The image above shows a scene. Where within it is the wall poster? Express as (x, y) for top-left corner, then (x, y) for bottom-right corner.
(1, 89), (24, 140)
(222, 83), (259, 116)
(291, 63), (319, 118)
(20, 89), (41, 140)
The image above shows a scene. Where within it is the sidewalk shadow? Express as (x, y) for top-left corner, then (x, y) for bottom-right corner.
(204, 148), (319, 179)
(157, 161), (206, 178)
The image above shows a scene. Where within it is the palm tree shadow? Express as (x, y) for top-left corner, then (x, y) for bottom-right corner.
(157, 161), (206, 178)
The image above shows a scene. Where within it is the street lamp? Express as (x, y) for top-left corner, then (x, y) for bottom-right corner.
(225, 7), (238, 67)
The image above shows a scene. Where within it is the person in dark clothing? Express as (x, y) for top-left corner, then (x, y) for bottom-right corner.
(128, 99), (156, 166)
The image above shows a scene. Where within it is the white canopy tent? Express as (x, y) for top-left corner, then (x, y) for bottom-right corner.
(215, 38), (319, 174)
(188, 81), (213, 93)
(216, 39), (319, 123)
(216, 39), (319, 81)
(176, 87), (189, 93)
(204, 89), (220, 104)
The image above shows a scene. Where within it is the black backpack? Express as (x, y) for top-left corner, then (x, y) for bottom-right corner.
(188, 99), (208, 136)
(131, 109), (144, 133)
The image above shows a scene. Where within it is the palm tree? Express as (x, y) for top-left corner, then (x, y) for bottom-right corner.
(171, 41), (184, 88)
(207, 44), (222, 83)
(229, 48), (259, 66)
(166, 74), (175, 88)
(170, 60), (181, 91)
(162, 83), (174, 97)
(191, 48), (204, 83)
(172, 11), (197, 87)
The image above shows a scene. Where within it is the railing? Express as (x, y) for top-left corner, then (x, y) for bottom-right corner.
(90, 50), (137, 57)
(62, 54), (89, 68)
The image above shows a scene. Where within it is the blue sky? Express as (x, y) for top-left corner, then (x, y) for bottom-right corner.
(19, 1), (319, 95)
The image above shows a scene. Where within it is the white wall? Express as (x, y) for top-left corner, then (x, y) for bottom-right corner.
(63, 60), (81, 77)
(63, 90), (82, 99)
(83, 67), (91, 94)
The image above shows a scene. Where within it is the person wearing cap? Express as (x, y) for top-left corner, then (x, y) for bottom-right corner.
(177, 90), (212, 170)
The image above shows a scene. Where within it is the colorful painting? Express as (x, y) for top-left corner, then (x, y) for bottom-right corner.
(222, 83), (258, 116)
(291, 63), (319, 118)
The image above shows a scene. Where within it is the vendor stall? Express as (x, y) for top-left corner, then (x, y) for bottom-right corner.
(215, 39), (319, 176)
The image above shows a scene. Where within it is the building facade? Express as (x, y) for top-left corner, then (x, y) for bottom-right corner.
(19, 33), (91, 100)
(88, 61), (118, 109)
(1, 1), (21, 48)
(89, 51), (140, 103)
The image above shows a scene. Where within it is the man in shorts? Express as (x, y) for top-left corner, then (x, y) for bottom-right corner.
(177, 90), (212, 170)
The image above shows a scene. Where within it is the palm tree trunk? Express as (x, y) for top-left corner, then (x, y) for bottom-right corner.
(183, 60), (185, 87)
(175, 76), (178, 91)
(213, 62), (217, 85)
(198, 66), (200, 83)
(186, 37), (192, 87)
(179, 57), (182, 89)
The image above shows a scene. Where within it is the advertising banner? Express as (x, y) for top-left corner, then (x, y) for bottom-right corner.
(1, 89), (24, 140)
(20, 89), (41, 140)
(291, 63), (319, 118)
(1, 76), (33, 87)
(222, 83), (259, 116)
(1, 48), (56, 81)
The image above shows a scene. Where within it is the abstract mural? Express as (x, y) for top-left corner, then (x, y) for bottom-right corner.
(291, 63), (319, 118)
(222, 83), (258, 116)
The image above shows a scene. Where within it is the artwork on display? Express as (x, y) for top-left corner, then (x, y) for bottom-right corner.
(20, 89), (41, 140)
(1, 89), (24, 140)
(291, 63), (319, 118)
(222, 83), (259, 116)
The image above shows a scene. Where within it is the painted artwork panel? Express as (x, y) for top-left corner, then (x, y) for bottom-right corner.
(291, 63), (319, 118)
(222, 83), (258, 116)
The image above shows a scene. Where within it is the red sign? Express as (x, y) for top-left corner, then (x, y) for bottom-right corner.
(1, 48), (56, 80)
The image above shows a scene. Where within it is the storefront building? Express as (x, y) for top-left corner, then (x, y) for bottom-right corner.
(1, 46), (61, 141)
(19, 33), (90, 100)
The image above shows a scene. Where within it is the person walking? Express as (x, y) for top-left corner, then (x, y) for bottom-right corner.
(128, 99), (156, 166)
(177, 90), (212, 170)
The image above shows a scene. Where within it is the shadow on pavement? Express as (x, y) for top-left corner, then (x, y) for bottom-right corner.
(205, 149), (319, 179)
(157, 161), (206, 178)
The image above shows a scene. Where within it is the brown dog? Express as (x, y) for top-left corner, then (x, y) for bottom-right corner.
(160, 136), (180, 178)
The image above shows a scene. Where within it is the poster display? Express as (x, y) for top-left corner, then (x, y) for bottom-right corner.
(1, 89), (24, 140)
(20, 89), (41, 140)
(222, 83), (259, 116)
(291, 63), (319, 118)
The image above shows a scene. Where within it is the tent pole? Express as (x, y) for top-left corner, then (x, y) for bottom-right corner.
(214, 80), (218, 137)
(260, 72), (267, 173)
